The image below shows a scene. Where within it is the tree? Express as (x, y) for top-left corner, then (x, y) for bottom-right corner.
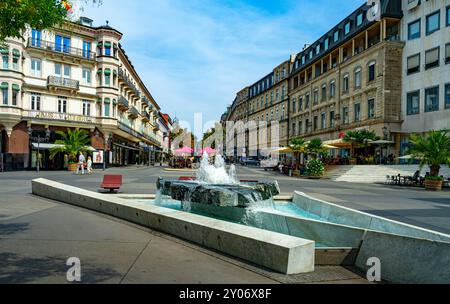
(289, 138), (306, 171)
(407, 130), (450, 177)
(306, 138), (327, 159)
(0, 0), (102, 43)
(49, 128), (91, 163)
(343, 130), (380, 156)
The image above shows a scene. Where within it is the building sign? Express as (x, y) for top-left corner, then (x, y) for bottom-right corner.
(93, 151), (104, 164)
(28, 111), (94, 123)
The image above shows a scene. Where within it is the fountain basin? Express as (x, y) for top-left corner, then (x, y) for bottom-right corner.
(156, 177), (280, 208)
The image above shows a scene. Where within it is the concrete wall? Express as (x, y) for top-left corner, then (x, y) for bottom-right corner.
(356, 230), (450, 283)
(31, 178), (315, 275)
(293, 191), (450, 243)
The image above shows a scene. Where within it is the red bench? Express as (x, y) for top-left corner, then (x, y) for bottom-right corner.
(178, 176), (196, 181)
(100, 175), (123, 192)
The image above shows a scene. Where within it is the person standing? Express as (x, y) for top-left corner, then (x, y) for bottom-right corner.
(76, 152), (85, 175)
(87, 156), (93, 175)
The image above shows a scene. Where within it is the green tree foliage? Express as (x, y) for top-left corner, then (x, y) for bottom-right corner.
(407, 130), (450, 177)
(49, 128), (91, 163)
(306, 138), (327, 159)
(0, 0), (102, 43)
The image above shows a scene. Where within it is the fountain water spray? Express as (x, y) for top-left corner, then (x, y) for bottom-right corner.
(196, 152), (238, 185)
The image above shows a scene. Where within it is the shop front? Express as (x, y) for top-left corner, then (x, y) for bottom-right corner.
(111, 135), (143, 166)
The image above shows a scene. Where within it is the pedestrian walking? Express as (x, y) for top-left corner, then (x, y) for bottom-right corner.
(87, 156), (93, 174)
(76, 152), (85, 175)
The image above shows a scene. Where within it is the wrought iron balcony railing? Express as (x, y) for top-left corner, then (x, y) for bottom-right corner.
(27, 38), (96, 61)
(118, 96), (129, 108)
(47, 76), (79, 90)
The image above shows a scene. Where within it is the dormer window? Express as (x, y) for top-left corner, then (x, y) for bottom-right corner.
(316, 44), (321, 55)
(324, 38), (329, 50)
(309, 49), (313, 60)
(344, 21), (351, 35)
(356, 12), (364, 26)
(333, 30), (340, 42)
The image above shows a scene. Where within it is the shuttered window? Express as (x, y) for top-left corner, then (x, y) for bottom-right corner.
(407, 54), (420, 74)
(425, 47), (439, 69)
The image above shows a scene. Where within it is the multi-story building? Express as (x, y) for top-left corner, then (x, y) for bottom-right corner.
(399, 0), (450, 156)
(247, 60), (291, 157)
(0, 17), (165, 171)
(289, 1), (403, 155)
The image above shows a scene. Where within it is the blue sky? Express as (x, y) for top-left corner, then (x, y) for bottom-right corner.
(82, 0), (364, 135)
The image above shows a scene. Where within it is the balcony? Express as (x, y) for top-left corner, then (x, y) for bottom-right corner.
(118, 96), (130, 111)
(128, 106), (139, 119)
(27, 38), (95, 61)
(47, 76), (79, 91)
(118, 68), (141, 97)
(142, 111), (150, 122)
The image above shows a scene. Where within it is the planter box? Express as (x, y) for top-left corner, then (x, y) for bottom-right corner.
(68, 163), (78, 172)
(424, 179), (443, 191)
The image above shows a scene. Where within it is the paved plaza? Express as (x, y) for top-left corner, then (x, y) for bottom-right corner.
(0, 165), (449, 283)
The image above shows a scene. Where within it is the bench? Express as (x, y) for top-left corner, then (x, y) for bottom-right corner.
(178, 176), (196, 181)
(100, 175), (123, 193)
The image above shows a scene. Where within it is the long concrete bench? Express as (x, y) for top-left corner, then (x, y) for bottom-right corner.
(31, 178), (315, 275)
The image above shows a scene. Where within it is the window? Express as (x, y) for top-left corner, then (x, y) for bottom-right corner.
(281, 85), (285, 100)
(305, 119), (310, 133)
(342, 107), (349, 124)
(344, 21), (351, 35)
(408, 19), (421, 40)
(104, 101), (110, 117)
(316, 44), (320, 55)
(292, 99), (296, 113)
(12, 89), (18, 106)
(354, 103), (361, 122)
(321, 84), (327, 102)
(276, 89), (279, 101)
(407, 54), (420, 74)
(368, 62), (376, 82)
(426, 11), (440, 35)
(445, 43), (450, 64)
(1, 83), (8, 105)
(105, 70), (111, 86)
(313, 89), (319, 105)
(356, 13), (363, 27)
(445, 84), (450, 109)
(82, 68), (91, 85)
(330, 111), (335, 128)
(425, 86), (439, 112)
(321, 113), (326, 129)
(82, 100), (91, 116)
(58, 97), (67, 113)
(368, 98), (375, 118)
(425, 47), (440, 70)
(324, 38), (329, 50)
(55, 35), (71, 53)
(104, 42), (112, 56)
(299, 121), (303, 134)
(12, 55), (18, 70)
(309, 50), (314, 60)
(83, 41), (92, 58)
(446, 6), (450, 26)
(333, 30), (339, 42)
(313, 116), (318, 131)
(330, 80), (336, 98)
(301, 55), (306, 65)
(31, 29), (41, 47)
(298, 97), (303, 111)
(292, 122), (296, 136)
(55, 63), (71, 79)
(447, 6), (450, 26)
(305, 93), (310, 109)
(343, 74), (349, 93)
(407, 91), (420, 115)
(354, 68), (362, 88)
(2, 55), (8, 69)
(31, 93), (41, 110)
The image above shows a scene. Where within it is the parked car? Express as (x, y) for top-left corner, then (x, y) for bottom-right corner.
(240, 158), (260, 166)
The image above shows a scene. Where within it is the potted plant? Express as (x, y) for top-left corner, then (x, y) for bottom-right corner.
(408, 130), (450, 191)
(289, 138), (306, 177)
(49, 128), (91, 171)
(306, 159), (325, 179)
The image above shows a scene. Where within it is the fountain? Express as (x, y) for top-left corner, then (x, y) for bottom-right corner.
(156, 153), (280, 209)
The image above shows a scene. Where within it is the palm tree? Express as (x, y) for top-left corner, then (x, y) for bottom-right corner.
(49, 128), (91, 163)
(407, 130), (450, 177)
(289, 138), (306, 171)
(306, 138), (327, 159)
(343, 130), (380, 156)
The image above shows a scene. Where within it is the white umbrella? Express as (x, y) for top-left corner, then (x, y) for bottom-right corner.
(371, 140), (395, 145)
